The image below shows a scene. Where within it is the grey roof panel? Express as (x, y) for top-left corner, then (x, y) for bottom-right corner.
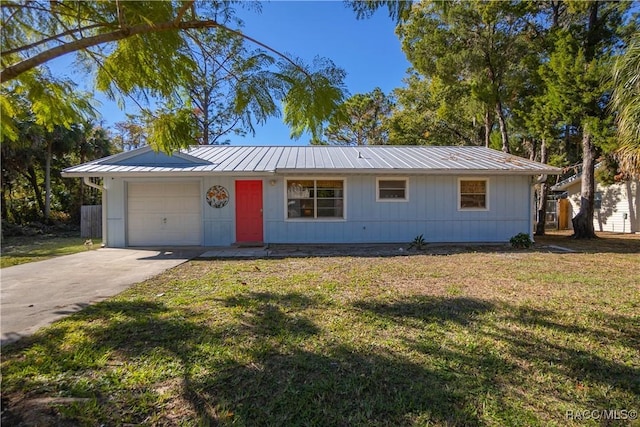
(63, 145), (562, 177)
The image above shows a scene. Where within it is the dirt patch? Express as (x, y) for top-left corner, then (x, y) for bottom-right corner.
(535, 230), (640, 253)
(266, 242), (511, 258)
(1, 395), (84, 427)
(266, 231), (640, 257)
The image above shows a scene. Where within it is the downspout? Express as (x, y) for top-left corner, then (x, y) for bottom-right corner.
(535, 175), (548, 185)
(83, 177), (107, 247)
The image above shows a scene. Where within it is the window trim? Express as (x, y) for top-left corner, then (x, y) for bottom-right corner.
(284, 177), (347, 221)
(376, 177), (409, 202)
(458, 177), (490, 211)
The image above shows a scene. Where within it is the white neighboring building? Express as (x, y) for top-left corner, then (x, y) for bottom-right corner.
(552, 169), (640, 234)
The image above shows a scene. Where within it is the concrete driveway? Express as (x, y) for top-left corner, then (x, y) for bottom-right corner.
(1, 248), (200, 345)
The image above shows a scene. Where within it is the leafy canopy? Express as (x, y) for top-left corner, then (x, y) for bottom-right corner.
(611, 32), (640, 177)
(1, 1), (347, 151)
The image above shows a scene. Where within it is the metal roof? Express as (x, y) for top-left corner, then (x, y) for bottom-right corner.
(551, 163), (604, 191)
(62, 145), (561, 177)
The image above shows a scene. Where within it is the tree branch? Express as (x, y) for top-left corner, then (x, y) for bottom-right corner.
(219, 26), (313, 81)
(115, 0), (126, 29)
(2, 19), (223, 82)
(210, 114), (243, 144)
(2, 23), (111, 56)
(174, 0), (195, 25)
(2, 17), (313, 85)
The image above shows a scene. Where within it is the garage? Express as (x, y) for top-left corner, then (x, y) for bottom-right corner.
(127, 181), (202, 246)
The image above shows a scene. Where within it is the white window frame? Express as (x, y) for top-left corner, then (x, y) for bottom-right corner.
(284, 177), (347, 221)
(458, 177), (490, 211)
(376, 177), (409, 202)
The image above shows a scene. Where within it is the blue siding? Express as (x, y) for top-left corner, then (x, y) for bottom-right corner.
(202, 176), (236, 246)
(264, 175), (532, 244)
(113, 150), (204, 166)
(105, 174), (532, 247)
(105, 178), (126, 247)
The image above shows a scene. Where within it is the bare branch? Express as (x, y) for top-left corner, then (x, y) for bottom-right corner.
(115, 0), (125, 29)
(221, 26), (312, 80)
(210, 115), (243, 144)
(187, 32), (240, 83)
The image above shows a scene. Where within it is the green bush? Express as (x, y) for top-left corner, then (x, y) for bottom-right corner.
(510, 232), (533, 249)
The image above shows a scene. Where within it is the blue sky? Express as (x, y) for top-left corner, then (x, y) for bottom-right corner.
(231, 1), (411, 145)
(53, 1), (411, 146)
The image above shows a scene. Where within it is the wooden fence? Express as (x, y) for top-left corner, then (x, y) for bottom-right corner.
(81, 205), (102, 238)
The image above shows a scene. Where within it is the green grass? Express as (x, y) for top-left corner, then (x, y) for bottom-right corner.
(1, 243), (639, 425)
(0, 235), (98, 268)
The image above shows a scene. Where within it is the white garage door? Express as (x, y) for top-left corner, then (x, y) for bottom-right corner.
(127, 182), (201, 246)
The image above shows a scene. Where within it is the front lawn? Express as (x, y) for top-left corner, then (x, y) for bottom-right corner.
(0, 235), (98, 268)
(2, 240), (639, 425)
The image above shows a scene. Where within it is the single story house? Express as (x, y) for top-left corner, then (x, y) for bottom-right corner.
(551, 167), (639, 233)
(62, 145), (560, 247)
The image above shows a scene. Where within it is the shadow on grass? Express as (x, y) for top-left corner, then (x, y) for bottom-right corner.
(506, 306), (640, 347)
(204, 294), (488, 424)
(351, 296), (639, 422)
(220, 291), (321, 338)
(2, 300), (216, 425)
(199, 346), (486, 425)
(354, 296), (493, 326)
(2, 294), (639, 425)
(494, 307), (640, 395)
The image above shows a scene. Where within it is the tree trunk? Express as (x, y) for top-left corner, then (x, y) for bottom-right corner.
(570, 0), (599, 240)
(535, 139), (549, 236)
(24, 166), (46, 218)
(525, 138), (538, 161)
(200, 87), (211, 145)
(551, 1), (561, 28)
(483, 109), (493, 148)
(571, 132), (597, 238)
(625, 180), (638, 233)
(1, 185), (8, 223)
(44, 140), (52, 222)
(495, 101), (510, 153)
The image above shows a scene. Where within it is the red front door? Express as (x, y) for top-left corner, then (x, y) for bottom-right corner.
(235, 180), (263, 243)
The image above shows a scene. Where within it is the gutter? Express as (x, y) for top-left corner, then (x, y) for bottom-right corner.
(83, 176), (103, 191)
(83, 177), (107, 247)
(272, 168), (562, 176)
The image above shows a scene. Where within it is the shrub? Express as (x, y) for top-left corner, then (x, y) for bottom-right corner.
(408, 234), (427, 250)
(510, 232), (533, 249)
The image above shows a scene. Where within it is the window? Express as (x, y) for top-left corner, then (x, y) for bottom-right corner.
(287, 179), (344, 219)
(459, 179), (488, 210)
(377, 178), (408, 202)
